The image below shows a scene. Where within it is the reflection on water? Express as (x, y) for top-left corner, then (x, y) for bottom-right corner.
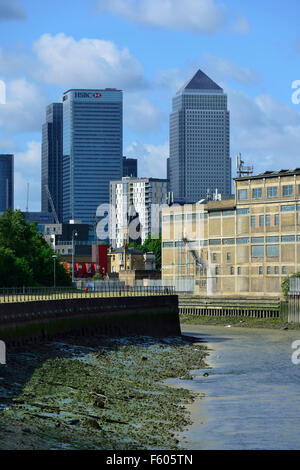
(173, 325), (300, 450)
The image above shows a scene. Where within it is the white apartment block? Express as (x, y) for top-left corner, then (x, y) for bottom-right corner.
(110, 177), (168, 248)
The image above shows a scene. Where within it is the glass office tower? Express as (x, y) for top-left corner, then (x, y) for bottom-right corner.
(62, 89), (123, 226)
(123, 156), (137, 177)
(169, 69), (231, 201)
(0, 154), (13, 213)
(41, 103), (63, 221)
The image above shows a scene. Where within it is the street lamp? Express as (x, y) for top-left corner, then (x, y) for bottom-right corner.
(71, 230), (78, 285)
(52, 254), (57, 288)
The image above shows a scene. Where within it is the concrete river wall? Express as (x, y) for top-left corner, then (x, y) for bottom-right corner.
(0, 295), (180, 345)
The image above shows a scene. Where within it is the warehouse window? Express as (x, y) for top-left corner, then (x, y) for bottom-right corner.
(282, 185), (293, 197)
(266, 245), (279, 257)
(238, 189), (248, 201)
(281, 205), (295, 212)
(267, 186), (278, 198)
(281, 235), (295, 242)
(251, 245), (264, 257)
(252, 188), (262, 199)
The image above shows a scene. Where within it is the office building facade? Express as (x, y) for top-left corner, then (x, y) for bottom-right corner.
(123, 156), (137, 177)
(169, 69), (231, 201)
(0, 154), (13, 213)
(41, 103), (63, 221)
(162, 168), (300, 298)
(62, 89), (123, 226)
(110, 177), (168, 248)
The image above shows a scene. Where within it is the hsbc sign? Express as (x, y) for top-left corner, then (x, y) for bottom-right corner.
(74, 92), (102, 99)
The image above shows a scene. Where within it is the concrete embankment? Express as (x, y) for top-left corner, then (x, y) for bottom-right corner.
(178, 295), (285, 319)
(0, 295), (180, 345)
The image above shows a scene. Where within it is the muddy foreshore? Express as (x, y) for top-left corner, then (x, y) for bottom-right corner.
(0, 333), (208, 450)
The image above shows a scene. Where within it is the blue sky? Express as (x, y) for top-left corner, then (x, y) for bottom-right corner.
(0, 0), (300, 210)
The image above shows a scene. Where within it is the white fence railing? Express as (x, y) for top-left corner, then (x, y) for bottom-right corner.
(135, 278), (195, 293)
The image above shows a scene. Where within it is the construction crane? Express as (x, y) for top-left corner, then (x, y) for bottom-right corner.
(44, 184), (59, 224)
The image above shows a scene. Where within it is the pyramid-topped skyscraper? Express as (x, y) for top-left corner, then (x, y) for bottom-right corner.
(169, 69), (231, 201)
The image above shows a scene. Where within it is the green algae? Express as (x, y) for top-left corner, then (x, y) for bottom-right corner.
(0, 334), (208, 450)
(179, 314), (300, 329)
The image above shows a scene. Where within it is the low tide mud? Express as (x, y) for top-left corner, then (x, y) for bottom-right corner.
(0, 333), (208, 450)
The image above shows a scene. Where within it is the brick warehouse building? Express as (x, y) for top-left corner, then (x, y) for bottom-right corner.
(161, 169), (300, 298)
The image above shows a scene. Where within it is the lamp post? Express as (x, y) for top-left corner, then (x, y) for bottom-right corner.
(71, 230), (78, 286)
(52, 254), (57, 288)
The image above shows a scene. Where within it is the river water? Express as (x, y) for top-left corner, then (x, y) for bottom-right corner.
(169, 325), (300, 450)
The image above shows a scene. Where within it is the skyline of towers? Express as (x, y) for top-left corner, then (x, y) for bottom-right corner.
(169, 69), (232, 202)
(0, 154), (14, 213)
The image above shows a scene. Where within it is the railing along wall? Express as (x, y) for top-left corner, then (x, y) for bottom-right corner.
(0, 285), (175, 304)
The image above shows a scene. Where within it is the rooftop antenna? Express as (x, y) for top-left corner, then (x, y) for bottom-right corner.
(236, 153), (253, 178)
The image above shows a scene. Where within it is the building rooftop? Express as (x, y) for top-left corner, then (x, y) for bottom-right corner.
(63, 88), (121, 94)
(110, 247), (143, 255)
(177, 69), (223, 94)
(234, 168), (300, 181)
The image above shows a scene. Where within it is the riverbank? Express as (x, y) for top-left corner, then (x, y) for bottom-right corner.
(0, 333), (208, 450)
(180, 314), (300, 329)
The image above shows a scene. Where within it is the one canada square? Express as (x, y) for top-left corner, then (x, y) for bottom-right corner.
(62, 89), (123, 225)
(169, 70), (231, 201)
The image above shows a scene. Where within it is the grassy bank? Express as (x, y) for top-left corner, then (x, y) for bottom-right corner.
(180, 314), (300, 329)
(0, 334), (208, 450)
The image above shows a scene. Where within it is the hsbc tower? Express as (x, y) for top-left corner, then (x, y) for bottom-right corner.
(62, 88), (123, 226)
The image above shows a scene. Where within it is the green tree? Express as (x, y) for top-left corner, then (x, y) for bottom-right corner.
(127, 233), (162, 270)
(0, 209), (71, 287)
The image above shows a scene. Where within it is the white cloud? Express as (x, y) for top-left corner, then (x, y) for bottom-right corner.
(0, 78), (47, 132)
(96, 0), (250, 35)
(231, 13), (250, 34)
(229, 90), (300, 174)
(32, 33), (147, 90)
(124, 94), (164, 134)
(0, 0), (25, 21)
(96, 0), (226, 34)
(14, 141), (41, 211)
(203, 54), (260, 86)
(125, 140), (168, 178)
